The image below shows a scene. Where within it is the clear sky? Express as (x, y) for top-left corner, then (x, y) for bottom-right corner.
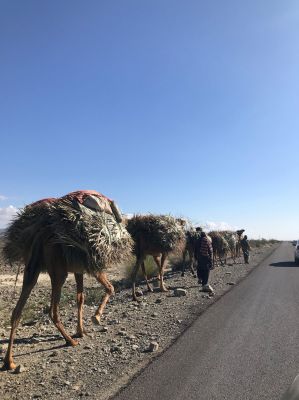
(1, 0), (299, 240)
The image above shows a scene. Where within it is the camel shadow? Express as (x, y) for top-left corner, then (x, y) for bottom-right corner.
(0, 334), (63, 345)
(270, 261), (298, 268)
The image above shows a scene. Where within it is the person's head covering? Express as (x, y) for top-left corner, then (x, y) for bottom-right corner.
(244, 235), (248, 240)
(195, 226), (202, 232)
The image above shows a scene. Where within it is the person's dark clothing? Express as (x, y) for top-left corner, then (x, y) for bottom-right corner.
(240, 237), (250, 264)
(196, 256), (211, 285)
(194, 235), (213, 285)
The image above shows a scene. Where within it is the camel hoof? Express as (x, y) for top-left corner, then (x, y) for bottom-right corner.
(73, 329), (89, 338)
(181, 273), (185, 277)
(160, 287), (169, 293)
(2, 360), (16, 371)
(66, 339), (79, 347)
(91, 315), (101, 325)
(147, 286), (154, 293)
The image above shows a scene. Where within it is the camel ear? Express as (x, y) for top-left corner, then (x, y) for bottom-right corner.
(281, 375), (299, 400)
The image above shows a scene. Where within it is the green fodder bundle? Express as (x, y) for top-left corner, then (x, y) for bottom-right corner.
(3, 199), (133, 275)
(50, 199), (133, 274)
(3, 202), (53, 264)
(127, 214), (186, 254)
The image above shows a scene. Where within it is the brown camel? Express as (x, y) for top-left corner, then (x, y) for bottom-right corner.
(181, 229), (201, 277)
(2, 191), (132, 371)
(126, 215), (186, 302)
(209, 231), (229, 266)
(220, 230), (238, 264)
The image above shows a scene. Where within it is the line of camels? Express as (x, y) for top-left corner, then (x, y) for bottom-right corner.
(1, 190), (246, 371)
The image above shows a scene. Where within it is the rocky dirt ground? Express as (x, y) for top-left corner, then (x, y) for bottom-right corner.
(0, 243), (278, 400)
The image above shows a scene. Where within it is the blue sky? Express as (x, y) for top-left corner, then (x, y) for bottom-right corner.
(1, 0), (299, 239)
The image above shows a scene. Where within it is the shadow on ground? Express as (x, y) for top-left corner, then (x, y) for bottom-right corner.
(270, 261), (298, 268)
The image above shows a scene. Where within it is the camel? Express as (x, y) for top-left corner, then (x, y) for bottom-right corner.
(126, 215), (186, 301)
(209, 231), (229, 266)
(181, 241), (196, 277)
(221, 231), (238, 263)
(181, 229), (201, 277)
(2, 191), (132, 371)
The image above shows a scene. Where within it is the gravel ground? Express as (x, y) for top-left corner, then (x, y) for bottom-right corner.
(0, 244), (278, 400)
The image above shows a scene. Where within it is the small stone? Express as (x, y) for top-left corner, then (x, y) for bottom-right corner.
(14, 364), (26, 374)
(147, 341), (159, 352)
(109, 319), (120, 325)
(135, 289), (143, 297)
(132, 344), (139, 351)
(64, 381), (71, 386)
(118, 330), (127, 336)
(127, 335), (136, 340)
(155, 298), (162, 304)
(110, 345), (122, 353)
(174, 288), (187, 297)
(225, 272), (232, 275)
(177, 319), (183, 324)
(83, 345), (93, 350)
(151, 313), (158, 318)
(100, 326), (109, 332)
(227, 282), (235, 285)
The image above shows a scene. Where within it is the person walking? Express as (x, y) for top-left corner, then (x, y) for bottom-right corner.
(240, 235), (251, 264)
(194, 231), (214, 293)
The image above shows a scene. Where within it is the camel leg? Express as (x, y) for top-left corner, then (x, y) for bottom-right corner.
(73, 273), (88, 338)
(141, 261), (153, 292)
(153, 255), (161, 280)
(131, 257), (143, 301)
(189, 252), (196, 277)
(159, 253), (168, 292)
(49, 271), (78, 347)
(3, 267), (40, 370)
(92, 272), (115, 324)
(181, 250), (187, 277)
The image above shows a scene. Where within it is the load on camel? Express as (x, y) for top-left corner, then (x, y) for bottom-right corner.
(219, 230), (238, 263)
(126, 215), (186, 301)
(2, 190), (133, 371)
(208, 231), (229, 266)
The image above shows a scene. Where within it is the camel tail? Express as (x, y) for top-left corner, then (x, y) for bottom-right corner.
(23, 235), (43, 284)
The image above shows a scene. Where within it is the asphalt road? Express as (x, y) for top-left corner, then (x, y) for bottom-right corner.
(113, 242), (299, 400)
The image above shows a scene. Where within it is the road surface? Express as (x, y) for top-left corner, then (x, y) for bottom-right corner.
(113, 242), (299, 400)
